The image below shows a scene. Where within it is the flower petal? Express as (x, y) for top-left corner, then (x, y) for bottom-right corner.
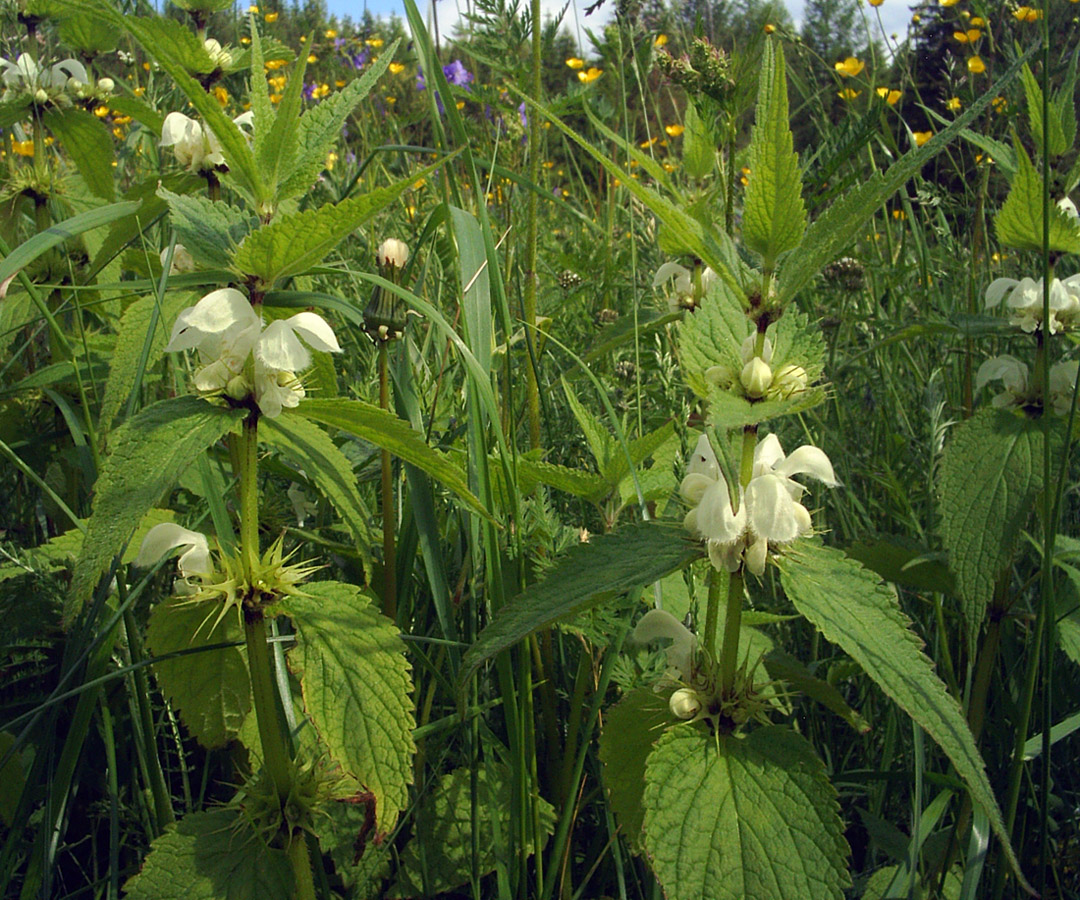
(161, 111), (196, 147)
(284, 312), (342, 353)
(753, 432), (786, 473)
(134, 523), (209, 569)
(166, 288), (256, 351)
(774, 445), (839, 487)
(256, 319), (311, 370)
(634, 608), (696, 681)
(685, 433), (719, 480)
(653, 261), (688, 288)
(696, 479), (746, 543)
(975, 355), (1027, 393)
(985, 277), (1018, 308)
(746, 473), (801, 543)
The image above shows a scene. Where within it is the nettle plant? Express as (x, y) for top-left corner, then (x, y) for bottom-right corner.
(459, 40), (1054, 899)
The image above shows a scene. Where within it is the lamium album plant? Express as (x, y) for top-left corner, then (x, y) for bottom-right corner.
(0, 0), (1078, 896)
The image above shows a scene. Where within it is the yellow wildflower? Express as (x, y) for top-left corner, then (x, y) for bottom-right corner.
(664, 123), (684, 136)
(307, 54), (318, 64)
(578, 67), (603, 84)
(939, 0), (958, 6)
(869, 0), (883, 6)
(326, 151), (337, 170)
(270, 92), (282, 103)
(134, 86), (145, 96)
(112, 126), (125, 139)
(992, 95), (1007, 113)
(266, 59), (287, 70)
(970, 16), (986, 25)
(654, 33), (668, 47)
(967, 55), (986, 74)
(764, 23), (775, 33)
(94, 105), (110, 117)
(11, 136), (34, 156)
(566, 57), (585, 70)
(240, 36), (251, 44)
(892, 209), (906, 220)
(838, 88), (860, 99)
(389, 62), (405, 74)
(386, 96), (396, 104)
(946, 96), (962, 111)
(213, 85), (229, 105)
(876, 87), (901, 105)
(835, 57), (865, 77)
(639, 136), (658, 148)
(912, 13), (921, 22)
(264, 11), (278, 21)
(1013, 6), (1041, 21)
(365, 38), (383, 48)
(913, 130), (932, 147)
(325, 28), (337, 38)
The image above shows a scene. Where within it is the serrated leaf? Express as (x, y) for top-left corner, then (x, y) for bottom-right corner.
(682, 101), (715, 180)
(561, 378), (614, 475)
(846, 536), (955, 594)
(123, 808), (293, 900)
(105, 95), (165, 137)
(292, 398), (490, 521)
(706, 386), (828, 430)
(391, 763), (555, 896)
(776, 541), (1029, 891)
(599, 688), (671, 853)
(742, 40), (805, 268)
(678, 279), (751, 399)
(42, 107), (115, 200)
(67, 398), (245, 620)
(939, 409), (1046, 648)
(57, 11), (117, 53)
(99, 291), (191, 431)
(763, 649), (870, 735)
(158, 188), (256, 270)
(234, 157), (445, 286)
(643, 725), (849, 900)
(459, 522), (701, 686)
(276, 43), (398, 200)
(515, 457), (608, 499)
(1021, 64), (1068, 158)
(146, 597), (250, 748)
(996, 137), (1080, 253)
(260, 414), (373, 548)
(777, 46), (1036, 305)
(0, 96), (31, 130)
(278, 581), (415, 833)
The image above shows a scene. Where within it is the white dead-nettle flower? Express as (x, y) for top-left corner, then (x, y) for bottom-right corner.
(161, 244), (196, 275)
(984, 276), (1080, 334)
(134, 523), (213, 594)
(287, 483), (318, 527)
(203, 38), (233, 69)
(1, 54), (88, 99)
(97, 76), (115, 94)
(165, 288), (342, 417)
(653, 261), (717, 312)
(634, 608), (702, 718)
(681, 433), (748, 573)
(160, 111), (252, 173)
(1060, 196), (1079, 222)
(976, 355), (1079, 416)
(739, 334), (773, 399)
(377, 238), (410, 269)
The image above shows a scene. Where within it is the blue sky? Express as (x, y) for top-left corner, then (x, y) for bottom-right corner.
(325, 0), (914, 54)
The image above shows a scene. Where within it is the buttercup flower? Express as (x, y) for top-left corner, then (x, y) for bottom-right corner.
(834, 57), (865, 77)
(984, 275), (1080, 333)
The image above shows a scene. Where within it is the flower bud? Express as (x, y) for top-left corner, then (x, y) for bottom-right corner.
(740, 357), (773, 398)
(376, 238), (409, 269)
(669, 688), (702, 720)
(770, 363), (807, 398)
(34, 88), (48, 103)
(225, 374), (251, 400)
(204, 39), (232, 68)
(97, 77), (114, 93)
(67, 77), (83, 91)
(744, 536), (768, 576)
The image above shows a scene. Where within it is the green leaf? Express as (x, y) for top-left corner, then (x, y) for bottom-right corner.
(259, 414), (374, 549)
(123, 808), (293, 900)
(0, 201), (139, 293)
(996, 137), (1080, 253)
(158, 188), (256, 270)
(57, 11), (117, 53)
(276, 42), (398, 200)
(67, 398), (245, 620)
(1021, 64), (1068, 157)
(292, 398), (491, 522)
(677, 279), (750, 399)
(776, 541), (1029, 891)
(459, 522), (701, 686)
(515, 457), (608, 500)
(0, 732), (25, 827)
(682, 101), (715, 180)
(391, 763), (555, 896)
(99, 291), (191, 432)
(776, 45), (1036, 305)
(278, 581), (415, 833)
(643, 725), (849, 900)
(763, 650), (870, 735)
(129, 16), (217, 74)
(742, 40), (805, 268)
(105, 95), (165, 137)
(146, 597), (250, 749)
(846, 536), (955, 594)
(42, 107), (115, 201)
(562, 378), (614, 476)
(598, 688), (672, 853)
(233, 156), (447, 286)
(939, 409), (1045, 648)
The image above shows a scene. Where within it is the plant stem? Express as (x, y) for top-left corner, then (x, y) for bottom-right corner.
(244, 613), (293, 801)
(237, 414), (260, 582)
(718, 570), (744, 696)
(523, 0), (542, 449)
(703, 568), (723, 663)
(286, 832), (318, 900)
(379, 343), (397, 620)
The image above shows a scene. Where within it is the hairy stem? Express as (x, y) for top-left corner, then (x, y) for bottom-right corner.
(379, 343), (397, 620)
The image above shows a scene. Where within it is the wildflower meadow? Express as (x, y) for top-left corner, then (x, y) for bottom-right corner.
(1, 0), (1079, 896)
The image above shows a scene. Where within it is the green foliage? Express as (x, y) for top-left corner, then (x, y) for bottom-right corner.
(158, 189), (257, 270)
(642, 725), (849, 900)
(68, 398), (245, 619)
(0, 732), (25, 827)
(939, 408), (1047, 648)
(742, 39), (805, 270)
(292, 398), (490, 520)
(41, 108), (115, 201)
(459, 522), (702, 685)
(776, 541), (1028, 889)
(391, 763), (555, 896)
(845, 537), (955, 594)
(996, 137), (1080, 253)
(145, 597), (251, 748)
(123, 809), (294, 900)
(682, 102), (715, 180)
(1021, 64), (1068, 158)
(278, 581), (415, 832)
(599, 688), (671, 853)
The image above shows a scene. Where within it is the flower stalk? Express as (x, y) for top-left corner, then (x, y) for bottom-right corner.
(379, 342), (397, 620)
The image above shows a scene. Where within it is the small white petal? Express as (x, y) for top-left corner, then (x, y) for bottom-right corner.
(284, 312), (342, 353)
(680, 472), (714, 506)
(746, 473), (801, 543)
(134, 523), (209, 571)
(744, 536), (768, 576)
(985, 277), (1019, 308)
(634, 608), (696, 681)
(774, 445), (839, 487)
(653, 261), (688, 289)
(753, 433), (786, 473)
(696, 480), (746, 543)
(166, 289), (257, 351)
(975, 355), (1027, 394)
(686, 433), (719, 480)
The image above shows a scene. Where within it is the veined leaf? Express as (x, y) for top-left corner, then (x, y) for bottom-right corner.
(776, 541), (1029, 891)
(515, 456), (608, 500)
(123, 808), (293, 900)
(459, 522), (701, 686)
(277, 42), (398, 200)
(146, 597), (250, 749)
(278, 581), (415, 833)
(682, 101), (715, 180)
(105, 95), (165, 137)
(56, 11), (117, 53)
(939, 408), (1047, 650)
(1021, 63), (1067, 157)
(233, 156), (448, 286)
(996, 137), (1080, 254)
(292, 398), (490, 521)
(67, 398), (245, 620)
(157, 188), (256, 270)
(742, 39), (805, 269)
(642, 725), (849, 900)
(260, 413), (374, 549)
(42, 107), (115, 200)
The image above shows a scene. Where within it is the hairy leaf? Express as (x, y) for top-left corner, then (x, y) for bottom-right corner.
(776, 541), (1029, 890)
(996, 137), (1080, 253)
(42, 107), (115, 201)
(157, 188), (256, 270)
(682, 101), (715, 180)
(68, 398), (244, 619)
(643, 725), (849, 900)
(279, 581), (415, 832)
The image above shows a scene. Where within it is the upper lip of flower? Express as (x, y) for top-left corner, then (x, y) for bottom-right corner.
(633, 608), (697, 682)
(134, 523), (212, 577)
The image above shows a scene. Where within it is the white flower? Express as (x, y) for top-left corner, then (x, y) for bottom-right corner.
(669, 687), (702, 719)
(165, 288), (342, 417)
(653, 261), (717, 312)
(97, 76), (115, 93)
(161, 244), (196, 275)
(740, 357), (772, 398)
(377, 238), (409, 269)
(976, 355), (1079, 415)
(1060, 197), (1079, 222)
(681, 434), (748, 573)
(1, 54), (88, 97)
(161, 112), (225, 172)
(134, 523), (212, 579)
(985, 276), (1080, 333)
(634, 608), (697, 683)
(203, 38), (232, 68)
